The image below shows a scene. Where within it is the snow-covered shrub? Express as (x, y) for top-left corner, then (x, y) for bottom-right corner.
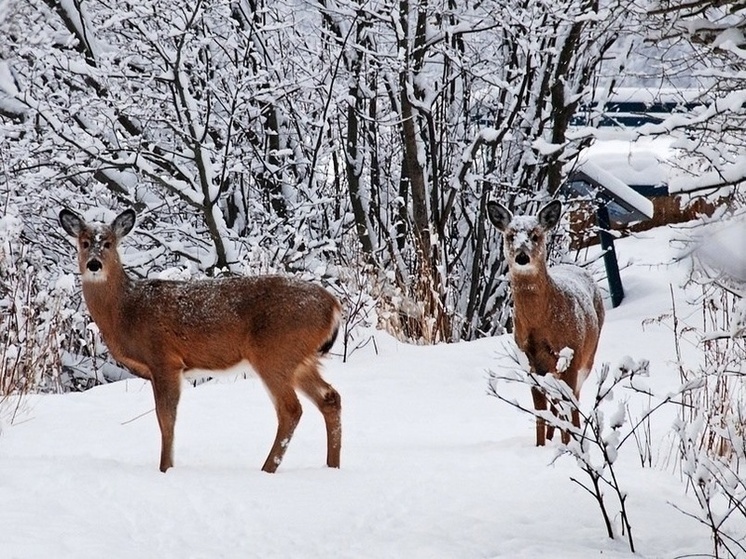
(488, 348), (696, 553)
(0, 207), (61, 430)
(0, 0), (635, 345)
(667, 206), (746, 558)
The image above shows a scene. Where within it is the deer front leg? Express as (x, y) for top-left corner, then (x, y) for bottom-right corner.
(151, 372), (182, 473)
(531, 386), (548, 446)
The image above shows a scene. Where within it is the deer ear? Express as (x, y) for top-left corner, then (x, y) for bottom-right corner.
(486, 201), (513, 232)
(111, 209), (136, 239)
(59, 208), (85, 237)
(537, 200), (562, 231)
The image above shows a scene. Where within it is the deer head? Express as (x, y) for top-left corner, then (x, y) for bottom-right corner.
(59, 208), (136, 283)
(486, 200), (561, 274)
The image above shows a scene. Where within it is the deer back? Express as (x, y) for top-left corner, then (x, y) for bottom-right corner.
(109, 276), (341, 373)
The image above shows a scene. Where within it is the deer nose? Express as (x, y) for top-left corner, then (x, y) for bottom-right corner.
(87, 259), (103, 273)
(515, 252), (530, 266)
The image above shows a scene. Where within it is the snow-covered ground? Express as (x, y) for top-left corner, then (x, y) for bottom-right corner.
(0, 225), (726, 558)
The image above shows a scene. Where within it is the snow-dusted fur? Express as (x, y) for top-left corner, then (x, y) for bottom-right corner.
(487, 200), (604, 445)
(59, 208), (342, 473)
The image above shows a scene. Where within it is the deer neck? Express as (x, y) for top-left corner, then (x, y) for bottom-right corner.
(80, 261), (132, 336)
(509, 264), (554, 317)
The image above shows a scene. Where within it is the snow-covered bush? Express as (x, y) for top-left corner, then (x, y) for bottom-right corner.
(488, 349), (697, 553)
(667, 205), (746, 558)
(0, 207), (59, 432)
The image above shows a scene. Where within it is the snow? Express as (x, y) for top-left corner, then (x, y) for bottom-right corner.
(577, 136), (676, 188)
(0, 60), (26, 117)
(0, 225), (731, 558)
(668, 153), (746, 193)
(556, 347), (574, 373)
(691, 214), (746, 282)
(532, 137), (564, 156)
(594, 86), (704, 105)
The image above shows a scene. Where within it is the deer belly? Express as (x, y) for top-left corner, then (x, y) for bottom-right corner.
(117, 356), (153, 379)
(182, 359), (257, 382)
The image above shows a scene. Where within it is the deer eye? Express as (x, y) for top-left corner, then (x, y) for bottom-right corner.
(103, 241), (112, 249)
(81, 240), (90, 249)
(531, 233), (539, 243)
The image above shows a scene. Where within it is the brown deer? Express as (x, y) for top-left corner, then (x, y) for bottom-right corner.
(486, 200), (604, 445)
(59, 208), (342, 473)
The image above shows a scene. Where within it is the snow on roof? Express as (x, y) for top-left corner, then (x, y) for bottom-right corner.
(577, 136), (677, 188)
(595, 86), (705, 105)
(573, 158), (655, 219)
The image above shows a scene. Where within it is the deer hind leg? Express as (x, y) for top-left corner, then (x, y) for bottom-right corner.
(570, 378), (585, 435)
(531, 386), (548, 446)
(555, 398), (581, 445)
(261, 378), (303, 474)
(560, 412), (571, 445)
(571, 403), (581, 430)
(546, 400), (577, 444)
(296, 360), (342, 469)
(151, 372), (182, 473)
(547, 395), (580, 445)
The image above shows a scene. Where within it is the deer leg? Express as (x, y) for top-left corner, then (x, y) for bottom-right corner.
(548, 396), (577, 444)
(572, 368), (590, 434)
(531, 386), (547, 446)
(558, 373), (584, 445)
(570, 386), (582, 433)
(547, 402), (558, 442)
(261, 382), (302, 473)
(571, 408), (580, 429)
(151, 372), (182, 473)
(555, 400), (580, 445)
(297, 363), (342, 469)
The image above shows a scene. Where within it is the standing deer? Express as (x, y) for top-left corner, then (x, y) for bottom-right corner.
(59, 208), (342, 473)
(486, 200), (604, 445)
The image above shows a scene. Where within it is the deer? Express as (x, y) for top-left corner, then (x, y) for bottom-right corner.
(59, 207), (342, 473)
(486, 199), (604, 446)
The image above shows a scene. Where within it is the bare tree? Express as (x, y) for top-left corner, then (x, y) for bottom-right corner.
(2, 0), (632, 355)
